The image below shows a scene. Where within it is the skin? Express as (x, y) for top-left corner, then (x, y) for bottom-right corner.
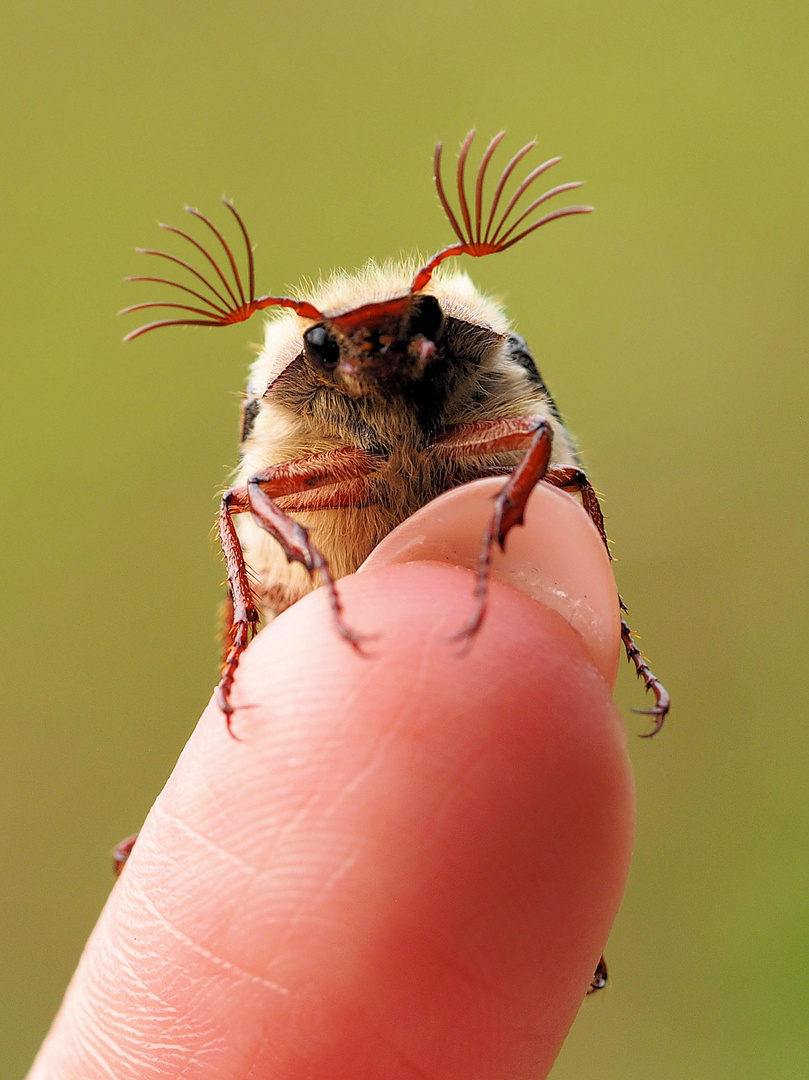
(27, 481), (634, 1080)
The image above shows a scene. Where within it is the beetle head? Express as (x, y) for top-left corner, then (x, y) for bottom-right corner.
(301, 293), (445, 396)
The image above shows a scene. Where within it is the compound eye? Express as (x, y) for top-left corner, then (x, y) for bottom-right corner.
(410, 294), (445, 343)
(303, 324), (340, 372)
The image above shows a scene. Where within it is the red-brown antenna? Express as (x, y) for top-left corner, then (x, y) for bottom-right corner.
(411, 131), (593, 293)
(120, 200), (323, 341)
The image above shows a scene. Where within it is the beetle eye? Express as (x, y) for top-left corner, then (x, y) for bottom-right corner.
(410, 294), (445, 343)
(303, 325), (340, 372)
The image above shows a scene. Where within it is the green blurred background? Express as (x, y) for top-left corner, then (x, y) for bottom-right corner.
(2, 2), (806, 1076)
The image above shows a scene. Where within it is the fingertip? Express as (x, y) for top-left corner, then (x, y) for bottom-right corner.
(360, 478), (621, 687)
(29, 564), (632, 1080)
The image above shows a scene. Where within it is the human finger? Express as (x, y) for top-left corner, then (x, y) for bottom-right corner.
(28, 486), (632, 1080)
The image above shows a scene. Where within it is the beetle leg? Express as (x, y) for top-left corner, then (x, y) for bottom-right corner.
(217, 447), (380, 728)
(429, 415), (553, 461)
(587, 955), (608, 995)
(429, 416), (553, 640)
(217, 486), (259, 731)
(543, 465), (609, 551)
(429, 426), (669, 730)
(544, 467), (670, 733)
(620, 617), (670, 735)
(112, 833), (139, 877)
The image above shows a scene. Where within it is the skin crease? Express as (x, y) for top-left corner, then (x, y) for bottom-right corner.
(27, 481), (635, 1080)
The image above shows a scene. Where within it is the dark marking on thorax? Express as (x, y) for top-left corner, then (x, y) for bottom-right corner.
(240, 396), (261, 443)
(505, 332), (565, 423)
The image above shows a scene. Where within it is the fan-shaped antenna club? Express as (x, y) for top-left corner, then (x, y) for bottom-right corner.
(410, 130), (593, 293)
(120, 199), (323, 341)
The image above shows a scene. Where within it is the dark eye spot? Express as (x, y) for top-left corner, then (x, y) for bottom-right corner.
(303, 324), (340, 372)
(410, 294), (445, 343)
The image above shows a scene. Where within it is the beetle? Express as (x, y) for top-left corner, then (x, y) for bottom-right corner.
(122, 130), (669, 741)
(121, 133), (668, 997)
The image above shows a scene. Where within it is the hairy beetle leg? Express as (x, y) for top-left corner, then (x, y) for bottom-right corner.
(620, 617), (670, 735)
(429, 417), (554, 643)
(542, 465), (608, 549)
(545, 468), (670, 734)
(429, 422), (669, 728)
(216, 448), (381, 729)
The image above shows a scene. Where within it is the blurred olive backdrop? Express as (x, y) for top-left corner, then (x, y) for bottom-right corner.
(2, 2), (807, 1076)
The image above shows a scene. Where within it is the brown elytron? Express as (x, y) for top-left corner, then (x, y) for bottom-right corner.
(122, 131), (669, 734)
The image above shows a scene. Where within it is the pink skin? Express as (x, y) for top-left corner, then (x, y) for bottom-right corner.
(28, 481), (634, 1080)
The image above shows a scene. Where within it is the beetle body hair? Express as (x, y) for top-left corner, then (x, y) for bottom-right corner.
(235, 262), (578, 619)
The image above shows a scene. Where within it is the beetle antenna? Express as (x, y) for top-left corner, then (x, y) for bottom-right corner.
(411, 131), (593, 293)
(122, 275), (231, 318)
(483, 138), (536, 244)
(159, 218), (242, 309)
(433, 140), (466, 245)
(127, 247), (234, 312)
(185, 205), (248, 307)
(222, 199), (256, 306)
(455, 130), (476, 246)
(476, 131), (507, 243)
(121, 203), (324, 341)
